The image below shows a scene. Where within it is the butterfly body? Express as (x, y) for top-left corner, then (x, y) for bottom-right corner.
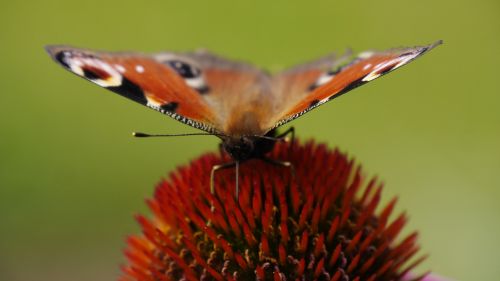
(46, 41), (441, 166)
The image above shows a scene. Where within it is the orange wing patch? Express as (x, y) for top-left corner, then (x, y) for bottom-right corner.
(107, 56), (217, 124)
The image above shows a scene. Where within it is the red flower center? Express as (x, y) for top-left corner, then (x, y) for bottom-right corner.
(120, 141), (426, 281)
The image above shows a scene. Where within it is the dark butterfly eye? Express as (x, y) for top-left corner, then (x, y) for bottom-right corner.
(166, 60), (201, 78)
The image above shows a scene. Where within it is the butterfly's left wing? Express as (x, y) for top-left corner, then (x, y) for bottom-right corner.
(46, 46), (229, 134)
(266, 41), (442, 131)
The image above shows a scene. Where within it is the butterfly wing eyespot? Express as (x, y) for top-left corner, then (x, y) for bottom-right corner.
(50, 49), (124, 88)
(166, 60), (201, 78)
(81, 66), (112, 80)
(267, 40), (443, 131)
(164, 60), (210, 94)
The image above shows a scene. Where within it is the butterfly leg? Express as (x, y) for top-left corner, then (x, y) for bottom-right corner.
(276, 126), (295, 143)
(208, 162), (236, 225)
(210, 162), (236, 195)
(277, 127), (295, 153)
(209, 161), (240, 224)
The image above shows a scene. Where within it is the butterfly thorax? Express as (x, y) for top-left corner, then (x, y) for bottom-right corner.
(221, 131), (276, 162)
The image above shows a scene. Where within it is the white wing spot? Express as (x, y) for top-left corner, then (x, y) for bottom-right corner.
(363, 63), (372, 71)
(115, 64), (126, 73)
(135, 65), (145, 73)
(315, 73), (335, 87)
(393, 51), (420, 69)
(185, 76), (206, 89)
(362, 72), (382, 82)
(361, 51), (421, 82)
(146, 99), (162, 108)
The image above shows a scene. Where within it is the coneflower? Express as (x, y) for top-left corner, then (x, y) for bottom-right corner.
(119, 141), (447, 281)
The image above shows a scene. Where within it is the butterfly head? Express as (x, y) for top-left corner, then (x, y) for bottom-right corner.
(221, 134), (276, 162)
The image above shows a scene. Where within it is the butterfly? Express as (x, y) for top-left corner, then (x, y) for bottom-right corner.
(46, 41), (441, 196)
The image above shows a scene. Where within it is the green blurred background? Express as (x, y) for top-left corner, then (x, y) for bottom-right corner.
(1, 0), (499, 280)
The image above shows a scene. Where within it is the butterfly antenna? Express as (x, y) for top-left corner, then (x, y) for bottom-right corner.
(252, 135), (287, 142)
(133, 132), (227, 138)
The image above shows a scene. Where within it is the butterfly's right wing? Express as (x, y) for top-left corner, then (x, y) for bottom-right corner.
(266, 41), (442, 131)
